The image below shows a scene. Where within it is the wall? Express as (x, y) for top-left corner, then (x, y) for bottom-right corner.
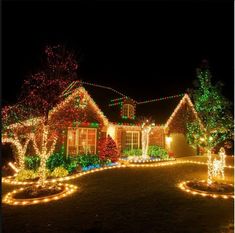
(149, 127), (165, 147)
(170, 133), (196, 157)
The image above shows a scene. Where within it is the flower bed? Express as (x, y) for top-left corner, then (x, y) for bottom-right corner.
(2, 162), (119, 185)
(3, 183), (78, 205)
(178, 180), (234, 199)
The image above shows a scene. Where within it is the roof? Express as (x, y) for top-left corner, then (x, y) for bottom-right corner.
(73, 82), (186, 125)
(79, 83), (129, 123)
(136, 95), (184, 124)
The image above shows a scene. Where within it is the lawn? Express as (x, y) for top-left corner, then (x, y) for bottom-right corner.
(2, 157), (234, 233)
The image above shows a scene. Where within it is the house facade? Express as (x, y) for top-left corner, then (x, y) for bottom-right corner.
(48, 82), (200, 157)
(6, 82), (200, 158)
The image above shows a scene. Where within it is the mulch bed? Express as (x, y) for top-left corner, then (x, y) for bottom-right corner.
(187, 181), (234, 194)
(13, 185), (63, 199)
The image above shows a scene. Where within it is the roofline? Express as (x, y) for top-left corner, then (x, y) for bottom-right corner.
(164, 93), (204, 130)
(51, 86), (109, 126)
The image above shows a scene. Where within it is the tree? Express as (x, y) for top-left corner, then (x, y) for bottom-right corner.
(2, 104), (38, 170)
(17, 45), (79, 185)
(99, 135), (120, 162)
(187, 61), (233, 184)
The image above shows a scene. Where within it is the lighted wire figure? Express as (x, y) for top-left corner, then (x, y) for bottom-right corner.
(211, 147), (226, 180)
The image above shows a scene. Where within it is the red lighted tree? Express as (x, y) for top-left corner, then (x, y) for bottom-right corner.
(99, 135), (120, 162)
(17, 45), (79, 185)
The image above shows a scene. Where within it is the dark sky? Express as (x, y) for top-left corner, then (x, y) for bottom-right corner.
(2, 0), (234, 106)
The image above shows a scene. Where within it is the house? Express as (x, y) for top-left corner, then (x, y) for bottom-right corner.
(5, 81), (201, 158)
(47, 81), (201, 157)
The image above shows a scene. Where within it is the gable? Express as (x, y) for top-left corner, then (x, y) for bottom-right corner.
(164, 94), (203, 133)
(49, 86), (109, 128)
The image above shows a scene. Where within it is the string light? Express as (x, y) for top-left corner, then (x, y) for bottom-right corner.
(178, 180), (234, 199)
(4, 159), (232, 186)
(8, 162), (19, 173)
(141, 120), (155, 159)
(2, 134), (31, 170)
(137, 94), (185, 105)
(3, 183), (78, 206)
(31, 124), (58, 185)
(165, 94), (204, 130)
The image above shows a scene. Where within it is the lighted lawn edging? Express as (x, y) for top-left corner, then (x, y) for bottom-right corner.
(3, 183), (78, 205)
(2, 159), (234, 186)
(120, 157), (175, 164)
(178, 180), (234, 199)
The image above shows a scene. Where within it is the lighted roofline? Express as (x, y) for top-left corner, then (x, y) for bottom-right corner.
(164, 93), (204, 130)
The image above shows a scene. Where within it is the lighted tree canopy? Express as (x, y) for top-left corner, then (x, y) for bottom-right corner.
(2, 45), (80, 185)
(187, 61), (233, 153)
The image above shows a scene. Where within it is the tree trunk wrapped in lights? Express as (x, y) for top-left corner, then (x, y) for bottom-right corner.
(31, 124), (58, 185)
(2, 134), (31, 170)
(2, 105), (37, 171)
(141, 119), (155, 160)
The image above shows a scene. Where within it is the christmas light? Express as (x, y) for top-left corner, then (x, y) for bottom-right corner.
(2, 160), (234, 186)
(137, 94), (184, 105)
(3, 183), (78, 206)
(107, 124), (116, 140)
(165, 94), (204, 130)
(178, 180), (234, 199)
(2, 134), (31, 170)
(141, 120), (155, 159)
(8, 162), (19, 173)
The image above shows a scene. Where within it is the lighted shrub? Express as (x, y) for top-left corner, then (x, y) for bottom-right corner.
(25, 156), (40, 170)
(63, 157), (80, 174)
(99, 135), (120, 162)
(46, 152), (66, 172)
(122, 149), (142, 157)
(76, 154), (101, 168)
(16, 169), (38, 181)
(51, 167), (69, 177)
(148, 146), (169, 159)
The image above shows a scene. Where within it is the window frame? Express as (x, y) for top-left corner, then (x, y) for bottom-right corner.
(125, 131), (140, 150)
(67, 127), (97, 155)
(122, 104), (134, 119)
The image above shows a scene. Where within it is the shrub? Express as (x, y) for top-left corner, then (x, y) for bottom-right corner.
(46, 152), (66, 172)
(76, 154), (101, 168)
(122, 148), (142, 157)
(63, 157), (79, 174)
(25, 156), (40, 171)
(51, 167), (68, 177)
(148, 145), (169, 159)
(15, 169), (38, 181)
(99, 136), (120, 162)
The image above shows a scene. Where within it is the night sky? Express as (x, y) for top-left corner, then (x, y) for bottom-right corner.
(2, 1), (234, 106)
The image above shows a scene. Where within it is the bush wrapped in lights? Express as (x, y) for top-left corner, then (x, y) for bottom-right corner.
(148, 146), (169, 159)
(98, 135), (120, 162)
(15, 169), (38, 181)
(51, 166), (69, 177)
(25, 156), (41, 171)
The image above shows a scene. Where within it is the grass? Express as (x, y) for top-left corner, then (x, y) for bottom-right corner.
(2, 156), (234, 233)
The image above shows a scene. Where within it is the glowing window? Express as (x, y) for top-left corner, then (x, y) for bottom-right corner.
(125, 131), (140, 149)
(122, 104), (134, 119)
(67, 128), (97, 155)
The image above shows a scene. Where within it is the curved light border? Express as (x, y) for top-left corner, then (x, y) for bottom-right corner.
(3, 183), (78, 205)
(178, 180), (234, 199)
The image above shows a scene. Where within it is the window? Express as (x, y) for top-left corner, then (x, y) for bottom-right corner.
(67, 128), (97, 155)
(125, 131), (140, 149)
(122, 104), (134, 119)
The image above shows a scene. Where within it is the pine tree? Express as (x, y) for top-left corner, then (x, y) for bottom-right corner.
(99, 135), (119, 162)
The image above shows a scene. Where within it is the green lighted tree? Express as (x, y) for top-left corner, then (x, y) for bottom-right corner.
(187, 61), (233, 184)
